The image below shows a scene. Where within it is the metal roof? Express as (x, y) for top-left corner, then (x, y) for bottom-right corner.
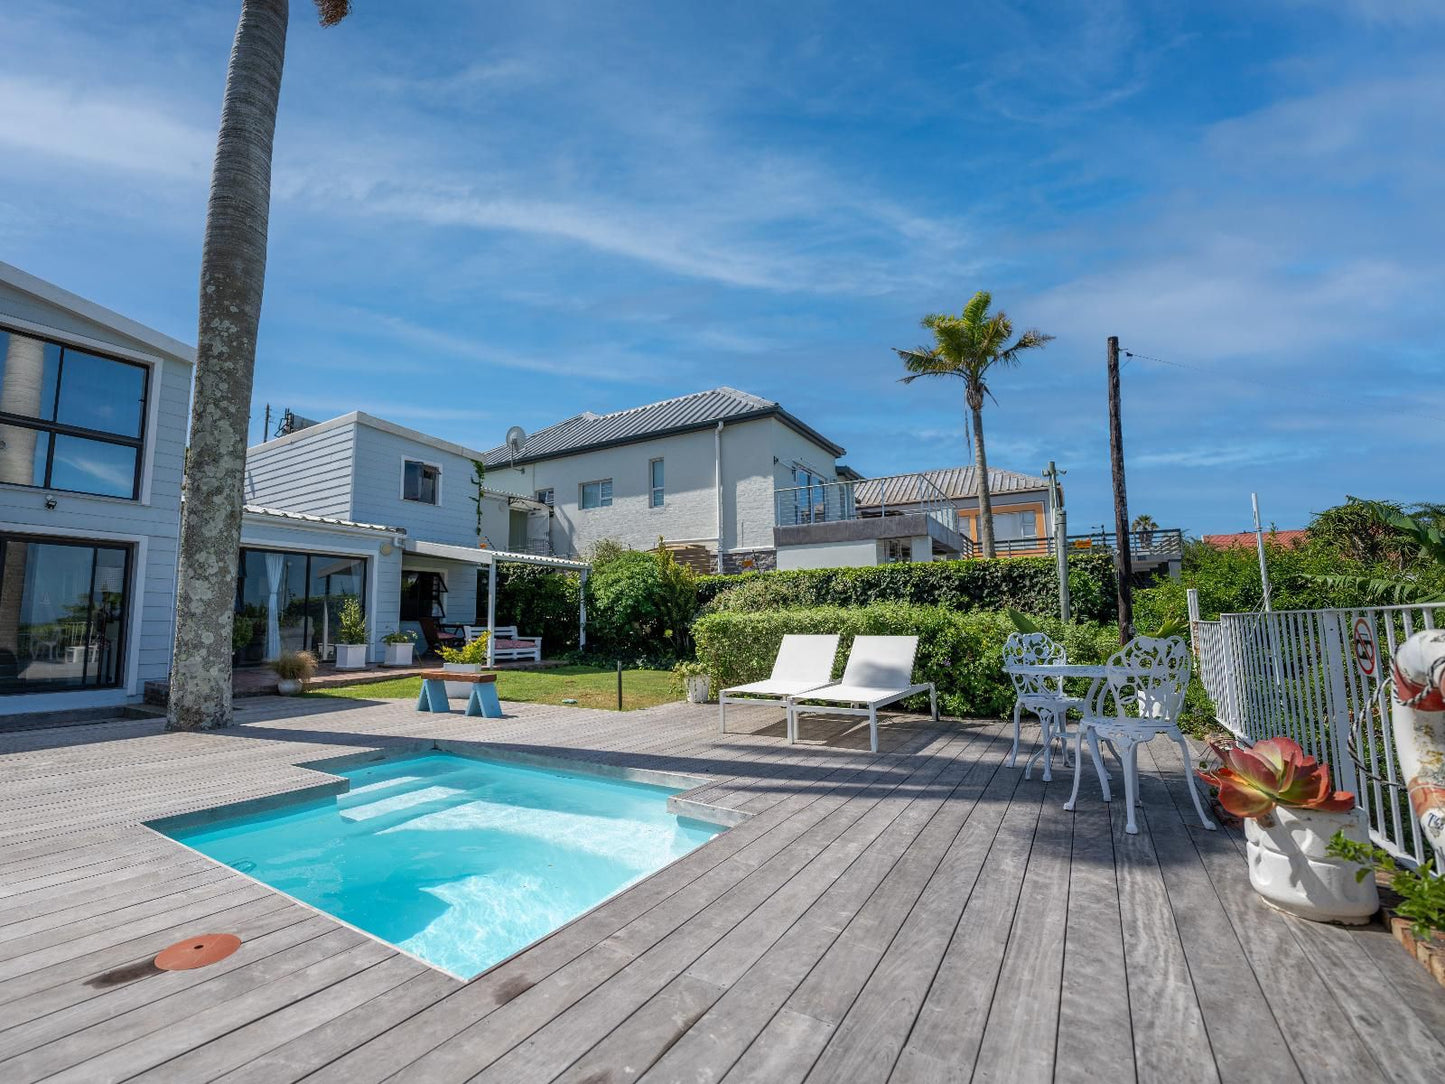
(855, 466), (1048, 507)
(242, 505), (404, 534)
(480, 386), (845, 466)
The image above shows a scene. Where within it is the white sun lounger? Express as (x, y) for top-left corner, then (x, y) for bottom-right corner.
(718, 634), (841, 734)
(786, 635), (938, 753)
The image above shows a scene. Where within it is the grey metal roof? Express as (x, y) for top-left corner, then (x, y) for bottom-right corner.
(243, 505), (404, 534)
(855, 467), (1048, 508)
(480, 387), (845, 466)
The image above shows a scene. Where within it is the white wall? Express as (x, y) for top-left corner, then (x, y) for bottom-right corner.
(244, 422), (355, 518)
(776, 538), (882, 571)
(0, 303), (190, 714)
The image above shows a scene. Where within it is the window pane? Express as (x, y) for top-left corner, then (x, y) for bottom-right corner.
(600, 479), (612, 507)
(0, 330), (61, 424)
(651, 460), (664, 488)
(0, 421), (49, 487)
(0, 538), (128, 693)
(1022, 511), (1038, 538)
(404, 461), (437, 503)
(55, 349), (146, 436)
(310, 556), (366, 654)
(48, 436), (137, 498)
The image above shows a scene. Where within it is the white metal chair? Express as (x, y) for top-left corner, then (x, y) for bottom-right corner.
(786, 635), (938, 753)
(718, 634), (840, 734)
(1064, 636), (1217, 835)
(1002, 632), (1083, 781)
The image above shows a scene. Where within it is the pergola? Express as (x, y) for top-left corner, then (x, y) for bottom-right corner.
(401, 540), (590, 666)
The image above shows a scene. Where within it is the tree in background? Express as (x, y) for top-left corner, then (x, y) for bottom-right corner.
(1131, 513), (1158, 548)
(895, 291), (1053, 558)
(169, 1), (352, 731)
(1308, 498), (1445, 604)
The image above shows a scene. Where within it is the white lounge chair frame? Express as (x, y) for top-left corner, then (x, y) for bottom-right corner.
(718, 634), (841, 734)
(786, 635), (938, 753)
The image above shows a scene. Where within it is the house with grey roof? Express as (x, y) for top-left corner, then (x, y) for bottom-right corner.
(480, 387), (849, 573)
(855, 466), (1055, 551)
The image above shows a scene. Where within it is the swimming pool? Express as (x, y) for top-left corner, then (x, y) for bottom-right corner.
(164, 753), (723, 979)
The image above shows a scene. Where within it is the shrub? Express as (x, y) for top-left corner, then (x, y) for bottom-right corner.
(697, 552), (1118, 624)
(692, 603), (1119, 718)
(439, 634), (489, 665)
(587, 546), (698, 660)
(335, 597), (368, 645)
(272, 650), (318, 683)
(494, 564), (584, 652)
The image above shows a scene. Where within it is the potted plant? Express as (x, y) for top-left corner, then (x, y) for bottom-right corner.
(439, 633), (488, 697)
(381, 628), (416, 667)
(272, 649), (317, 695)
(333, 597), (369, 670)
(672, 661), (711, 704)
(231, 613), (257, 663)
(1198, 736), (1378, 924)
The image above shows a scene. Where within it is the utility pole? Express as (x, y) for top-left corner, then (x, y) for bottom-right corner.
(1107, 336), (1134, 644)
(1043, 460), (1070, 621)
(262, 403), (271, 443)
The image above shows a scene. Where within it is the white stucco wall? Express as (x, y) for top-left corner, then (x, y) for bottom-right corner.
(776, 538), (882, 570)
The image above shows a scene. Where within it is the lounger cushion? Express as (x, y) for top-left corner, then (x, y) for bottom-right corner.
(793, 683), (927, 706)
(723, 678), (835, 698)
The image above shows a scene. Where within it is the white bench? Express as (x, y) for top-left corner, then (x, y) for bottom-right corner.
(465, 624), (542, 663)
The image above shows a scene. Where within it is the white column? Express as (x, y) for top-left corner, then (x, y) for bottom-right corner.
(579, 568), (588, 648)
(486, 559), (497, 668)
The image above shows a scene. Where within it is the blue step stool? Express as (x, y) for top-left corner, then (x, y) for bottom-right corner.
(415, 670), (502, 718)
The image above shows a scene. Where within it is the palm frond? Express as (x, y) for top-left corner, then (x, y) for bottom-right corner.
(961, 291), (992, 327)
(1308, 573), (1444, 606)
(315, 0), (352, 27)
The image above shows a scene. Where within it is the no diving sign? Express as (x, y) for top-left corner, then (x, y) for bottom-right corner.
(1352, 618), (1377, 678)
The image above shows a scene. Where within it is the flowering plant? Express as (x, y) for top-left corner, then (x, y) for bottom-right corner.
(1197, 736), (1355, 819)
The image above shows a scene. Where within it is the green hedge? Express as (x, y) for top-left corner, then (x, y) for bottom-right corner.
(692, 603), (1120, 719)
(696, 552), (1117, 624)
(494, 564), (584, 652)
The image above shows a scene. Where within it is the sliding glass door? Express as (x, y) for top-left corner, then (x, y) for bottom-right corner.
(0, 534), (130, 695)
(235, 548), (366, 664)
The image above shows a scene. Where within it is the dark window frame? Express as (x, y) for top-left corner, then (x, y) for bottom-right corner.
(402, 459), (440, 505)
(233, 547), (368, 665)
(0, 323), (150, 501)
(0, 532), (133, 695)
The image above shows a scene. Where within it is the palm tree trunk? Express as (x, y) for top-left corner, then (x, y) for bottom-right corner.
(168, 0), (289, 730)
(972, 401), (996, 558)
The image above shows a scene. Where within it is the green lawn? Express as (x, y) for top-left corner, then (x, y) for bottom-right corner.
(306, 664), (678, 711)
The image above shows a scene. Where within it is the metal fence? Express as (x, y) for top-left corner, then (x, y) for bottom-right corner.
(992, 527), (1185, 560)
(1190, 595), (1444, 865)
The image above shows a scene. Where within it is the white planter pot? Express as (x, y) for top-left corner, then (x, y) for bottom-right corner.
(384, 642), (415, 667)
(442, 662), (482, 698)
(685, 674), (711, 704)
(276, 678), (302, 696)
(1245, 806), (1379, 925)
(334, 643), (369, 671)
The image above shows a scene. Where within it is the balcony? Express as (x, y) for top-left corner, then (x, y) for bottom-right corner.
(773, 475), (975, 561)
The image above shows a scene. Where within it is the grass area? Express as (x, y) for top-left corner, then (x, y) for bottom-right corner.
(306, 664), (678, 711)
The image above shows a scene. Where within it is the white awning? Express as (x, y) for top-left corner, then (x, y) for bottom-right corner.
(402, 539), (589, 572)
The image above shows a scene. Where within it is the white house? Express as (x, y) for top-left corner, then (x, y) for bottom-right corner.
(0, 262), (192, 717)
(241, 412), (579, 665)
(480, 387), (848, 573)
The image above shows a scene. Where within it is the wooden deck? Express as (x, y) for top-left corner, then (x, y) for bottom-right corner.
(1, 696), (1442, 1082)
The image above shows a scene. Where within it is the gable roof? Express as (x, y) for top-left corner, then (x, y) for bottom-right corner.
(478, 386), (845, 467)
(855, 466), (1049, 507)
(0, 260), (194, 366)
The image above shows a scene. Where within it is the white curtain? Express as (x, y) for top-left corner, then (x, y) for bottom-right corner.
(264, 552), (284, 660)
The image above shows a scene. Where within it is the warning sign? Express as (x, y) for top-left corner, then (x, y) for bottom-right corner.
(1352, 618), (1377, 678)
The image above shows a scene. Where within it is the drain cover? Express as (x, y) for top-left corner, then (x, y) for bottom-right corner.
(154, 933), (241, 971)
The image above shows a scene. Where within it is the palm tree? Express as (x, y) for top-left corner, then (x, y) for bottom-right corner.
(895, 292), (1053, 558)
(1132, 513), (1158, 548)
(168, 1), (352, 731)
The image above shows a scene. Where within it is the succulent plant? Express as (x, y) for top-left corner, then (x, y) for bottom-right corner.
(1197, 736), (1356, 819)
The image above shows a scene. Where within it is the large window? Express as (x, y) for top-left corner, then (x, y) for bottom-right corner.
(234, 548), (366, 664)
(0, 327), (147, 499)
(0, 534), (130, 695)
(580, 479), (612, 510)
(403, 460), (439, 504)
(649, 459), (664, 508)
(400, 571), (447, 620)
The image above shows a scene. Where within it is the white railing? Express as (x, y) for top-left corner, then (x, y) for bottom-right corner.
(774, 472), (963, 535)
(1190, 595), (1444, 865)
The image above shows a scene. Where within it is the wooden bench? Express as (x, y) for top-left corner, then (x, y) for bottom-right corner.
(465, 625), (543, 663)
(414, 669), (503, 718)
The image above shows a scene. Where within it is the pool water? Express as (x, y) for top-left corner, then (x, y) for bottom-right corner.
(166, 754), (722, 978)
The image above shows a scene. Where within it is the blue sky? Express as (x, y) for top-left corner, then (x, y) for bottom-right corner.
(2, 1), (1442, 536)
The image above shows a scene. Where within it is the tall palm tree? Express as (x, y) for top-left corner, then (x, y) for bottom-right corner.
(168, 0), (352, 731)
(895, 291), (1053, 559)
(1132, 513), (1158, 548)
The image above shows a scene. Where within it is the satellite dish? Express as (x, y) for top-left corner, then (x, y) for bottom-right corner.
(505, 425), (527, 461)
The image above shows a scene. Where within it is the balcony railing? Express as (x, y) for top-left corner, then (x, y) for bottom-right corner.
(774, 474), (962, 534)
(991, 528), (1185, 560)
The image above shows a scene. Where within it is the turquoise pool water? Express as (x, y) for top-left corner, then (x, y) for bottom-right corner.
(167, 754), (722, 979)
